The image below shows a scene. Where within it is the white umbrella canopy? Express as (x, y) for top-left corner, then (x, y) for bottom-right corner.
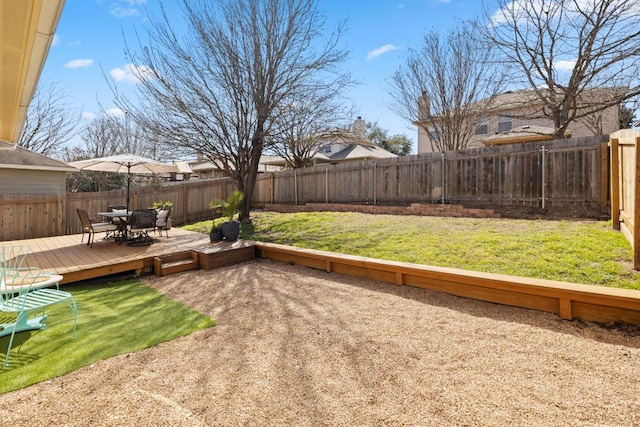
(68, 154), (177, 212)
(68, 154), (177, 174)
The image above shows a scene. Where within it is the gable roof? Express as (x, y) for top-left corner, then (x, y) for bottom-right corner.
(482, 125), (572, 146)
(0, 145), (78, 172)
(329, 144), (396, 161)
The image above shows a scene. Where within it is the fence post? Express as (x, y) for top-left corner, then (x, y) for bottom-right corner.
(441, 153), (445, 205)
(541, 145), (546, 210)
(325, 167), (328, 203)
(634, 137), (640, 270)
(373, 162), (377, 205)
(610, 137), (620, 230)
(271, 173), (274, 205)
(294, 170), (298, 205)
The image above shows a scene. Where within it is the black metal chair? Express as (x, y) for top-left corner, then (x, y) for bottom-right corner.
(77, 208), (118, 247)
(128, 209), (157, 246)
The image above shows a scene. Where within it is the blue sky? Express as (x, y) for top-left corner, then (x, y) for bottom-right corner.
(41, 0), (485, 153)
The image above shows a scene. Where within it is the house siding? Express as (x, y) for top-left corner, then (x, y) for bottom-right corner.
(0, 169), (67, 194)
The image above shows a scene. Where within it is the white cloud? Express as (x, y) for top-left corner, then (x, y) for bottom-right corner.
(366, 44), (400, 61)
(64, 58), (93, 69)
(105, 108), (126, 118)
(52, 34), (60, 47)
(554, 60), (576, 71)
(110, 64), (154, 84)
(81, 111), (96, 120)
(110, 0), (148, 18)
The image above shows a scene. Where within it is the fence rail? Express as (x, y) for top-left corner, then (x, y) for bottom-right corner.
(0, 135), (609, 241)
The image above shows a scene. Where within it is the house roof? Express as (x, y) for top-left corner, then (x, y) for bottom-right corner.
(259, 152), (331, 167)
(482, 125), (572, 146)
(329, 144), (397, 161)
(173, 161), (194, 174)
(1, 0), (66, 147)
(481, 87), (627, 114)
(0, 145), (78, 172)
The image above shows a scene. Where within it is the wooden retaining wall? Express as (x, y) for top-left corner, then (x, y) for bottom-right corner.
(255, 242), (640, 325)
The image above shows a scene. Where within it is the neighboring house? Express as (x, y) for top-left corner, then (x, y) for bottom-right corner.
(0, 146), (78, 194)
(482, 125), (572, 146)
(263, 117), (397, 169)
(190, 118), (397, 175)
(169, 161), (194, 181)
(188, 156), (281, 179)
(417, 88), (620, 153)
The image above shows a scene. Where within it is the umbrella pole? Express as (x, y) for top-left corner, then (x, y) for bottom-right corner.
(126, 165), (131, 212)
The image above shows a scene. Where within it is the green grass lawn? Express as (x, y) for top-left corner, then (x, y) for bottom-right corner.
(182, 211), (640, 290)
(0, 279), (216, 394)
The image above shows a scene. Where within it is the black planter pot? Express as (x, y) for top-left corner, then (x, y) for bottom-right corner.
(210, 229), (223, 242)
(220, 221), (240, 241)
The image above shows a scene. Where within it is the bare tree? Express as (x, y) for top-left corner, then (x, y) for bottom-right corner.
(388, 23), (506, 152)
(267, 88), (354, 168)
(482, 0), (640, 138)
(113, 0), (351, 219)
(18, 81), (80, 156)
(63, 116), (125, 192)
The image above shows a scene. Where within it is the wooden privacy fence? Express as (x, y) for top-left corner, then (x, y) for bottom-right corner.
(610, 129), (640, 269)
(0, 193), (66, 241)
(252, 135), (609, 210)
(0, 177), (234, 241)
(0, 134), (609, 241)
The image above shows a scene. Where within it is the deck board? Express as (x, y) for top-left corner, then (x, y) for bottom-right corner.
(1, 229), (244, 284)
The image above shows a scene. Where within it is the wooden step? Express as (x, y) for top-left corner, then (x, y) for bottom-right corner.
(153, 251), (199, 277)
(197, 241), (256, 270)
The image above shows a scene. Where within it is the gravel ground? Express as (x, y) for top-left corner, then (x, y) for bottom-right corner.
(2, 259), (640, 426)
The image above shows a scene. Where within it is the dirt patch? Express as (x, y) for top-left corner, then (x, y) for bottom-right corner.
(2, 261), (640, 426)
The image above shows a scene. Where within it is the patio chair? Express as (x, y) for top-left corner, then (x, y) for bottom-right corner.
(155, 207), (172, 238)
(0, 245), (77, 367)
(128, 209), (157, 246)
(77, 208), (118, 247)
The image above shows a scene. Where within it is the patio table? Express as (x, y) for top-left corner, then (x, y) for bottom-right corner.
(0, 273), (64, 337)
(98, 211), (132, 242)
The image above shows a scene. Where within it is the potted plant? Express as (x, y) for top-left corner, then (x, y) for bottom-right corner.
(209, 221), (223, 242)
(150, 200), (174, 211)
(210, 190), (244, 241)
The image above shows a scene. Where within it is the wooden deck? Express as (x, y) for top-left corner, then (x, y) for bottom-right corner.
(4, 229), (254, 284)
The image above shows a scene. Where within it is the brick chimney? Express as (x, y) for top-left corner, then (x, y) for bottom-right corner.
(353, 116), (365, 139)
(418, 91), (430, 120)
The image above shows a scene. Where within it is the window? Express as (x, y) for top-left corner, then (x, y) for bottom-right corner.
(498, 115), (512, 133)
(428, 126), (440, 141)
(475, 117), (488, 135)
(322, 145), (332, 153)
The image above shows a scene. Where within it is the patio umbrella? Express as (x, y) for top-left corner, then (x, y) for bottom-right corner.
(68, 154), (177, 212)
